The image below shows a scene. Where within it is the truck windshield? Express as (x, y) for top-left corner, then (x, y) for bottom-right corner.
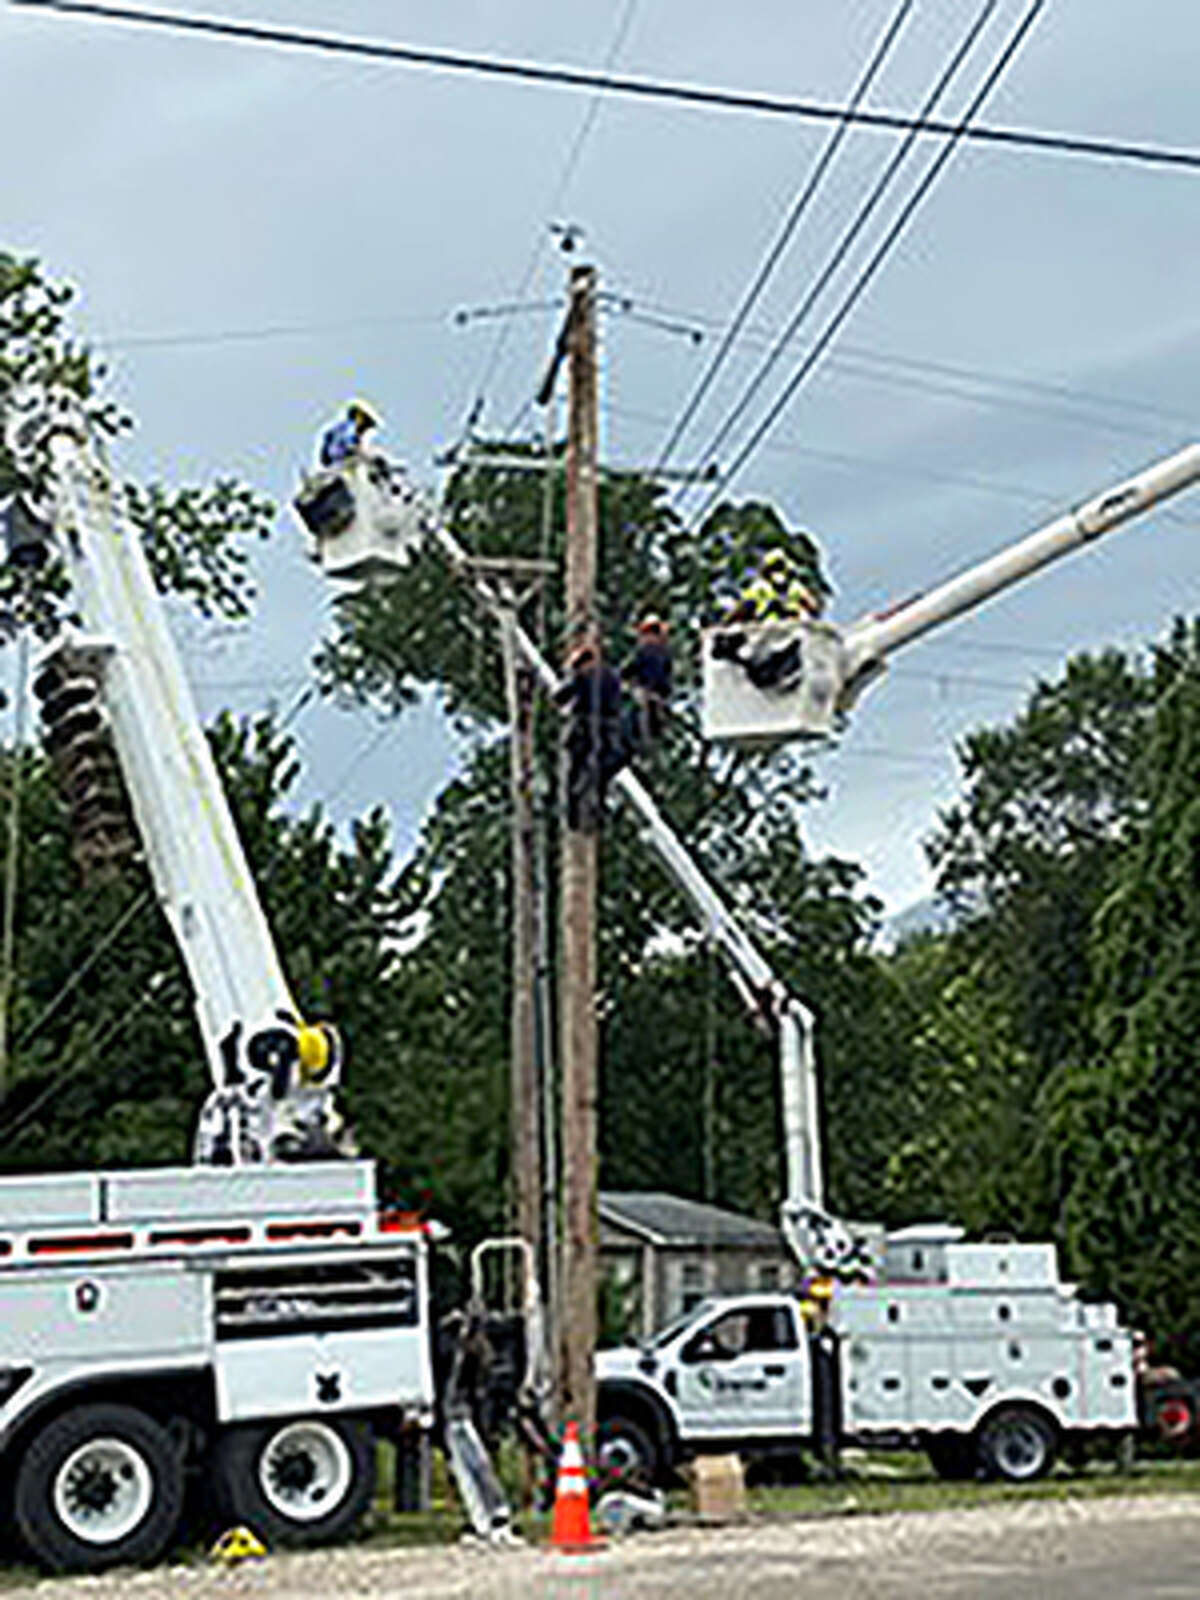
(648, 1304), (712, 1350)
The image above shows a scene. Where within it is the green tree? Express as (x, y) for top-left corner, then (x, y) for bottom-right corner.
(1046, 622), (1200, 1365)
(928, 646), (1151, 1082)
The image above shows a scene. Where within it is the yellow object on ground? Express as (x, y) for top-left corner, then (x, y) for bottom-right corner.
(209, 1525), (268, 1564)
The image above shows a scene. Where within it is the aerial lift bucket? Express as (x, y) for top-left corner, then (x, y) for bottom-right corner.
(294, 455), (429, 582)
(700, 619), (846, 745)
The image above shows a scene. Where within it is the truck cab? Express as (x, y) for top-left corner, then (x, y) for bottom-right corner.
(596, 1294), (817, 1482)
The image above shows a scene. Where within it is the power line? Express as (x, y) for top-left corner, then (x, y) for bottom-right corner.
(676, 0), (1001, 509)
(322, 720), (397, 806)
(15, 0), (1200, 177)
(614, 401), (1200, 547)
(0, 983), (162, 1149)
(688, 0), (1048, 525)
(14, 889), (152, 1054)
(651, 0), (915, 479)
(95, 308), (449, 353)
(609, 292), (1199, 434)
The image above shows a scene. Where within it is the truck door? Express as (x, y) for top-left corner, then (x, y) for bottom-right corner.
(671, 1301), (810, 1439)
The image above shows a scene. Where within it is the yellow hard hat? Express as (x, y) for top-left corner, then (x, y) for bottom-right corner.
(347, 398), (380, 429)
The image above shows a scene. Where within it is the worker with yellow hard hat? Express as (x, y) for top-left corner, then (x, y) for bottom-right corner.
(319, 398), (381, 469)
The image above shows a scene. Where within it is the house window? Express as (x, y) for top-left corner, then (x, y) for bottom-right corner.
(756, 1263), (781, 1291)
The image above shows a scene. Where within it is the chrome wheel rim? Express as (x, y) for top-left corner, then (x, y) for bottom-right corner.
(258, 1421), (351, 1522)
(52, 1437), (154, 1545)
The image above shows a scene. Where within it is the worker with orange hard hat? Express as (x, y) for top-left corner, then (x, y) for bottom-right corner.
(554, 640), (626, 831)
(625, 614), (672, 753)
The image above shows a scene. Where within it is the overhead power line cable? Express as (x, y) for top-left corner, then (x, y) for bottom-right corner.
(676, 0), (1000, 507)
(651, 0), (915, 479)
(690, 0), (1047, 525)
(610, 291), (1200, 432)
(14, 1), (1200, 177)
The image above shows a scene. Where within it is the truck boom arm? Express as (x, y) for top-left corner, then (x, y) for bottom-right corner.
(424, 522), (848, 1270)
(5, 388), (346, 1164)
(841, 442), (1200, 687)
(702, 443), (1200, 745)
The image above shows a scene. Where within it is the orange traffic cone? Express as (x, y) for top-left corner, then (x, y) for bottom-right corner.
(549, 1421), (600, 1552)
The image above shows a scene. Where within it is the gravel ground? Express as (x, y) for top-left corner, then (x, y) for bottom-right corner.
(19, 1493), (1200, 1600)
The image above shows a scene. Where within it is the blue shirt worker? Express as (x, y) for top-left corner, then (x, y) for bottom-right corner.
(319, 399), (381, 469)
(554, 643), (626, 832)
(625, 615), (672, 752)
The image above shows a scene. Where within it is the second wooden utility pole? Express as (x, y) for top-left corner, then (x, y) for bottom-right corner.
(559, 262), (599, 1435)
(500, 611), (540, 1264)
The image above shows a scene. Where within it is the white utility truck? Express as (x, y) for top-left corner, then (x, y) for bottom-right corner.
(0, 389), (541, 1573)
(303, 436), (1200, 1490)
(593, 1228), (1132, 1486)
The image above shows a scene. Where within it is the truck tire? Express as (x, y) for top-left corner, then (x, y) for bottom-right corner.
(978, 1405), (1057, 1483)
(13, 1402), (184, 1573)
(211, 1415), (375, 1547)
(595, 1415), (660, 1486)
(925, 1433), (978, 1481)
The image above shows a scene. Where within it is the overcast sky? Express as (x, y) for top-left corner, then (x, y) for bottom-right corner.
(2, 0), (1198, 916)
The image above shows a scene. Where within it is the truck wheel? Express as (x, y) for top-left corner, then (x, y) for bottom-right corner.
(1152, 1391), (1195, 1447)
(978, 1406), (1057, 1483)
(14, 1402), (183, 1573)
(925, 1434), (978, 1480)
(595, 1416), (660, 1485)
(212, 1416), (375, 1546)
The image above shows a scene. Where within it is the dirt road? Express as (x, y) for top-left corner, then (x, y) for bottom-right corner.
(23, 1493), (1200, 1598)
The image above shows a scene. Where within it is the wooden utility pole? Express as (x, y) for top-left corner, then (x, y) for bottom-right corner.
(559, 262), (599, 1435)
(500, 610), (541, 1260)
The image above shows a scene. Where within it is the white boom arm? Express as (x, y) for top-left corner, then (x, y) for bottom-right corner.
(5, 389), (345, 1164)
(419, 522), (849, 1270)
(841, 442), (1200, 686)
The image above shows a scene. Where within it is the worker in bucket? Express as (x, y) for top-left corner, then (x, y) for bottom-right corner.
(554, 641), (626, 832)
(318, 399), (381, 469)
(624, 614), (672, 753)
(713, 547), (821, 690)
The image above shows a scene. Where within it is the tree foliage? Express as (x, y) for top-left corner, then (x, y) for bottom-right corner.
(882, 620), (1200, 1360)
(0, 251), (273, 624)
